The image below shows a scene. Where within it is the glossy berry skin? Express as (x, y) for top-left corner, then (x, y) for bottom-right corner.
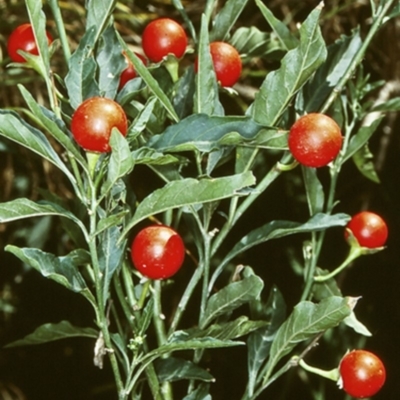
(7, 23), (53, 63)
(207, 41), (242, 87)
(130, 225), (185, 280)
(346, 211), (388, 248)
(70, 97), (128, 153)
(142, 18), (187, 63)
(288, 113), (343, 168)
(119, 52), (147, 90)
(339, 350), (386, 398)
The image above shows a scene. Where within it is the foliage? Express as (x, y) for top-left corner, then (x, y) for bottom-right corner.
(1, 0), (399, 399)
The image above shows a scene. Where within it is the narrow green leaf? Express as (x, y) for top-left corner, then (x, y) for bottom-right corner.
(5, 321), (97, 348)
(5, 246), (95, 303)
(147, 114), (263, 153)
(18, 85), (87, 169)
(131, 148), (181, 166)
(195, 14), (223, 116)
(96, 24), (125, 99)
(117, 34), (179, 123)
(65, 27), (100, 109)
(127, 97), (158, 141)
(210, 0), (250, 41)
(230, 27), (274, 59)
(250, 3), (327, 125)
(86, 0), (117, 42)
(372, 97), (400, 112)
(343, 118), (383, 162)
(182, 384), (211, 400)
(98, 225), (126, 306)
(247, 286), (286, 396)
(0, 198), (84, 229)
(302, 167), (324, 215)
(265, 296), (354, 377)
(123, 172), (256, 233)
(26, 0), (51, 69)
(201, 275), (264, 328)
(220, 213), (350, 274)
(171, 316), (267, 342)
(0, 110), (76, 184)
(255, 0), (299, 50)
(94, 210), (129, 236)
(353, 144), (380, 183)
(102, 130), (135, 198)
(155, 357), (214, 382)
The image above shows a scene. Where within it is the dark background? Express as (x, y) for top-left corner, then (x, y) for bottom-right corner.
(1, 0), (399, 399)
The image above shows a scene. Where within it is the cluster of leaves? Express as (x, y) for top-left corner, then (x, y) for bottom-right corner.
(1, 0), (400, 399)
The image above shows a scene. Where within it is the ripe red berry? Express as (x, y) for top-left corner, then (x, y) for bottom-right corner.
(70, 97), (128, 153)
(288, 113), (343, 168)
(7, 23), (53, 63)
(130, 225), (185, 280)
(142, 18), (187, 63)
(345, 211), (388, 248)
(339, 350), (386, 398)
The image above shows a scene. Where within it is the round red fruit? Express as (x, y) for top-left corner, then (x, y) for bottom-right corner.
(288, 113), (343, 168)
(119, 52), (147, 90)
(339, 350), (386, 398)
(346, 211), (388, 248)
(70, 97), (128, 153)
(7, 23), (53, 63)
(142, 18), (187, 63)
(209, 41), (242, 87)
(130, 225), (185, 280)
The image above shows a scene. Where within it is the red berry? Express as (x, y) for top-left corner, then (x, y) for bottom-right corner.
(130, 225), (185, 280)
(7, 23), (53, 63)
(70, 97), (128, 153)
(119, 52), (147, 90)
(288, 113), (343, 168)
(142, 18), (187, 63)
(339, 350), (386, 398)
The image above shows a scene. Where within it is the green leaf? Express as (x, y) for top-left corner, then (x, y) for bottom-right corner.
(250, 3), (326, 125)
(300, 29), (362, 112)
(173, 66), (196, 119)
(98, 225), (126, 306)
(264, 296), (354, 377)
(0, 110), (76, 184)
(18, 85), (87, 169)
(96, 24), (125, 99)
(255, 0), (299, 50)
(343, 312), (372, 337)
(101, 130), (135, 198)
(94, 211), (129, 236)
(171, 316), (267, 342)
(183, 384), (211, 400)
(215, 213), (350, 284)
(201, 274), (264, 328)
(372, 97), (400, 112)
(123, 171), (256, 233)
(230, 27), (275, 59)
(127, 97), (158, 141)
(343, 118), (383, 162)
(352, 144), (380, 183)
(155, 357), (214, 383)
(0, 199), (85, 230)
(247, 286), (286, 396)
(5, 320), (97, 348)
(195, 15), (223, 116)
(131, 148), (181, 166)
(147, 114), (263, 153)
(117, 34), (179, 123)
(302, 167), (324, 214)
(5, 246), (95, 303)
(86, 0), (116, 42)
(210, 0), (250, 41)
(26, 0), (51, 68)
(65, 26), (100, 109)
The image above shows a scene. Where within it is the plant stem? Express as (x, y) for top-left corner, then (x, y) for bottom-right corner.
(48, 0), (71, 62)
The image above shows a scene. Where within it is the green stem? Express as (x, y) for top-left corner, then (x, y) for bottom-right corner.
(48, 0), (71, 62)
(314, 246), (363, 282)
(298, 358), (339, 381)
